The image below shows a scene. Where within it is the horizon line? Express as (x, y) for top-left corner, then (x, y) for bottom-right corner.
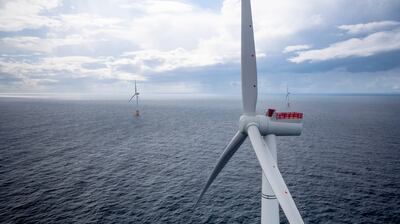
(1, 92), (399, 101)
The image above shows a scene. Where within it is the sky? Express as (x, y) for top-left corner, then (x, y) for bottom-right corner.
(0, 0), (400, 99)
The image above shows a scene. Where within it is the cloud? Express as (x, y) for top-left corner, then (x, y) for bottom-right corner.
(120, 48), (219, 73)
(119, 0), (194, 13)
(0, 0), (61, 32)
(58, 14), (122, 31)
(0, 34), (106, 54)
(283, 44), (312, 53)
(1, 0), (400, 95)
(338, 20), (400, 35)
(251, 0), (324, 50)
(0, 0), (236, 89)
(289, 29), (400, 63)
(145, 82), (201, 94)
(127, 4), (219, 51)
(0, 0), (358, 69)
(0, 55), (145, 88)
(0, 36), (51, 53)
(0, 12), (126, 55)
(101, 0), (325, 72)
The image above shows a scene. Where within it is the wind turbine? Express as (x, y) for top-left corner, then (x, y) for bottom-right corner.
(286, 84), (290, 108)
(195, 1), (305, 224)
(129, 80), (140, 116)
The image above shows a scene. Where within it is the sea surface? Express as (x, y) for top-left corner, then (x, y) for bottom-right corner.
(0, 96), (399, 224)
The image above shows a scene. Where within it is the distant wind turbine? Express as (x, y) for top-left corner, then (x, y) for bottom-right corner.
(129, 80), (140, 116)
(286, 84), (290, 108)
(195, 1), (305, 223)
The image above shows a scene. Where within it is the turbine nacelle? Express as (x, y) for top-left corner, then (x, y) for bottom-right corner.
(239, 113), (303, 137)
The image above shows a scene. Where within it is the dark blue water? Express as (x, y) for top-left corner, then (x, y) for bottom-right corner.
(1, 96), (399, 223)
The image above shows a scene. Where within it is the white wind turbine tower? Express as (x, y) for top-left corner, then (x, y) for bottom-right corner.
(129, 80), (140, 116)
(286, 84), (290, 108)
(195, 1), (305, 223)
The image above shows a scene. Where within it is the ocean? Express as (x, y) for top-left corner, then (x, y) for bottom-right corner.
(0, 95), (399, 223)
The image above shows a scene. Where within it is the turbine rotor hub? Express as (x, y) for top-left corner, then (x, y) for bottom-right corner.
(239, 114), (267, 134)
(239, 114), (303, 137)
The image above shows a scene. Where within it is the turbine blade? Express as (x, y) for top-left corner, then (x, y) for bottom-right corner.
(241, 0), (257, 114)
(195, 131), (247, 207)
(247, 126), (304, 224)
(129, 94), (136, 102)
